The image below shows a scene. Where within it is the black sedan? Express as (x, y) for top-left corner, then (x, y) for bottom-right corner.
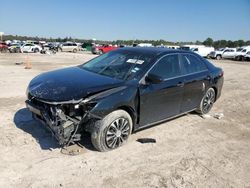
(26, 47), (224, 151)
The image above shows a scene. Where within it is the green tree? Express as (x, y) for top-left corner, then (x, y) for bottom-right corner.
(203, 37), (214, 46)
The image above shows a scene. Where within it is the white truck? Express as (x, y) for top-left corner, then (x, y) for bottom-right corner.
(209, 47), (231, 60)
(244, 51), (250, 61)
(234, 46), (250, 61)
(221, 48), (237, 59)
(222, 46), (250, 60)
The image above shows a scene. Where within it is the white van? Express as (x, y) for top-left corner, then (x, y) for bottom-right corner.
(180, 45), (205, 51)
(192, 46), (215, 57)
(137, 43), (153, 47)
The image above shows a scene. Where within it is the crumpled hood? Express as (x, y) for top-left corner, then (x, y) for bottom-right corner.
(28, 66), (124, 102)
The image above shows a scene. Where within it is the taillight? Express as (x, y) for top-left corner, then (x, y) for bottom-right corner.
(219, 71), (224, 77)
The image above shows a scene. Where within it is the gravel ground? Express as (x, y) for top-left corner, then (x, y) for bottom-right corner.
(0, 52), (249, 188)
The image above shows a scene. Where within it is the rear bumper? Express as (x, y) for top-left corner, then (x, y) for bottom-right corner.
(215, 76), (224, 101)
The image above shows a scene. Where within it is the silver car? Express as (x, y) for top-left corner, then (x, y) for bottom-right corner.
(59, 43), (78, 52)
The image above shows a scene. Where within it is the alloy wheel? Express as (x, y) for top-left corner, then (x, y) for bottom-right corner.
(202, 89), (215, 114)
(105, 118), (130, 149)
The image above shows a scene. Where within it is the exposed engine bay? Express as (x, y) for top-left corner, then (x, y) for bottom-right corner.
(26, 94), (96, 146)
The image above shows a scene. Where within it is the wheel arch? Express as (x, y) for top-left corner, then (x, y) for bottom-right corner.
(212, 86), (218, 101)
(117, 105), (137, 131)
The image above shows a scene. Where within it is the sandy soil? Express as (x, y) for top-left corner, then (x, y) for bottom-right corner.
(0, 52), (249, 188)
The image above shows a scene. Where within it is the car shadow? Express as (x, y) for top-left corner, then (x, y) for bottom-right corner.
(14, 108), (59, 150)
(14, 108), (97, 151)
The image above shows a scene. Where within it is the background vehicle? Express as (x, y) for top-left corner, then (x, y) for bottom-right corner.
(179, 45), (205, 51)
(91, 44), (118, 54)
(244, 51), (250, 61)
(222, 48), (237, 59)
(137, 43), (153, 47)
(81, 42), (93, 51)
(166, 45), (180, 49)
(234, 46), (250, 61)
(0, 42), (8, 52)
(21, 43), (42, 53)
(59, 43), (78, 52)
(26, 48), (224, 152)
(209, 47), (231, 60)
(8, 43), (21, 53)
(192, 46), (214, 57)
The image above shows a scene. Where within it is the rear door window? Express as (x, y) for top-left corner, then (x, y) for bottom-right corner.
(180, 54), (207, 74)
(149, 54), (181, 80)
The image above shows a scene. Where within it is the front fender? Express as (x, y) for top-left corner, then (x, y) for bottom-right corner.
(87, 86), (138, 120)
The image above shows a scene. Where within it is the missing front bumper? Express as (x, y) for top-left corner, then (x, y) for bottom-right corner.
(26, 100), (82, 146)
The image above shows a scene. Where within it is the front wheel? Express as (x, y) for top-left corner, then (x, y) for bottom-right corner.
(91, 110), (132, 152)
(196, 88), (216, 114)
(216, 55), (221, 60)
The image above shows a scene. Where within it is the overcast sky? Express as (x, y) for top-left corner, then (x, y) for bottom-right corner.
(0, 0), (249, 41)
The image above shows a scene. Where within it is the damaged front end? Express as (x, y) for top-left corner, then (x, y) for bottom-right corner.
(26, 94), (96, 146)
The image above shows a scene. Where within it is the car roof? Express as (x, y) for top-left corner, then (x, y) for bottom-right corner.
(117, 47), (189, 57)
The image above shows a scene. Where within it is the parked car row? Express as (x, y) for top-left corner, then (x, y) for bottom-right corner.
(1, 39), (250, 61)
(0, 40), (83, 54)
(209, 46), (250, 61)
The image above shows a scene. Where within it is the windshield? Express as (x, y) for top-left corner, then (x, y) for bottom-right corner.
(81, 50), (154, 80)
(237, 48), (243, 52)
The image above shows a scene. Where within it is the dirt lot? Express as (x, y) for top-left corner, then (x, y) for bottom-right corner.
(0, 52), (250, 188)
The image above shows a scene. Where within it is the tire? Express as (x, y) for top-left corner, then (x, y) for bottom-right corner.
(196, 88), (216, 115)
(73, 48), (77, 53)
(216, 55), (221, 60)
(34, 48), (39, 53)
(98, 50), (103, 55)
(91, 110), (132, 152)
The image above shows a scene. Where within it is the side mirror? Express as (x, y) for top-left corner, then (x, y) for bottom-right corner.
(145, 73), (164, 84)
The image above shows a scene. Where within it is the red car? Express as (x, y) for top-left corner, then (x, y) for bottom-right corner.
(0, 42), (8, 52)
(92, 44), (118, 54)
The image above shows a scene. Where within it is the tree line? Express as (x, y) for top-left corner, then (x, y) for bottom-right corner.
(3, 35), (250, 49)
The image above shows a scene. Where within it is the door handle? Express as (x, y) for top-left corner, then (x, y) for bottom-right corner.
(177, 82), (184, 87)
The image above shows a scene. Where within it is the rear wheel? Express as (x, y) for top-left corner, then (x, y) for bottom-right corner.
(34, 48), (39, 53)
(197, 88), (216, 114)
(91, 110), (132, 152)
(73, 48), (77, 53)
